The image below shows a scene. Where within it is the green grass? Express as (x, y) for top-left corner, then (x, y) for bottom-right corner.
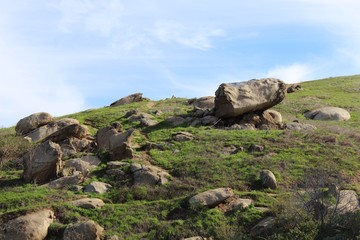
(1, 75), (360, 239)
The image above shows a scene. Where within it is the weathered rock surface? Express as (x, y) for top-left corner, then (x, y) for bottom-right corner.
(285, 122), (317, 131)
(62, 157), (99, 177)
(131, 163), (171, 185)
(250, 217), (276, 237)
(42, 124), (88, 143)
(189, 188), (234, 208)
(217, 196), (253, 212)
(265, 109), (282, 124)
(173, 132), (194, 142)
(260, 170), (277, 189)
(215, 78), (287, 118)
(334, 190), (360, 213)
(188, 96), (215, 109)
(63, 220), (104, 240)
(110, 93), (147, 107)
(1, 209), (54, 240)
(84, 181), (112, 194)
(109, 142), (134, 161)
(15, 112), (53, 135)
(305, 107), (351, 121)
(167, 116), (186, 127)
(70, 198), (105, 209)
(22, 140), (62, 184)
(26, 118), (80, 142)
(286, 83), (302, 93)
(97, 127), (134, 151)
(47, 173), (84, 189)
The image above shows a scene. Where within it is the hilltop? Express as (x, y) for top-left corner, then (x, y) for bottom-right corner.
(0, 75), (360, 239)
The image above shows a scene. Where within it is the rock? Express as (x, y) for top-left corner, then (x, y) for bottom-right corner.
(286, 83), (302, 93)
(140, 117), (158, 127)
(217, 197), (253, 212)
(182, 237), (212, 240)
(189, 188), (234, 208)
(305, 107), (351, 121)
(47, 173), (84, 189)
(70, 198), (105, 209)
(190, 118), (202, 127)
(105, 169), (127, 179)
(334, 190), (360, 213)
(260, 170), (277, 190)
(285, 122), (317, 131)
(249, 144), (265, 152)
(42, 124), (88, 143)
(142, 142), (166, 151)
(63, 220), (104, 240)
(62, 158), (95, 176)
(15, 112), (53, 135)
(1, 209), (54, 240)
(215, 78), (287, 118)
(265, 109), (282, 124)
(200, 116), (219, 126)
(107, 161), (130, 169)
(228, 123), (256, 130)
(22, 140), (62, 184)
(109, 142), (134, 161)
(250, 217), (276, 237)
(222, 145), (239, 155)
(110, 93), (147, 107)
(84, 181), (112, 194)
(188, 96), (215, 109)
(96, 125), (121, 151)
(81, 155), (102, 166)
(25, 118), (80, 142)
(167, 116), (186, 127)
(131, 163), (171, 185)
(173, 132), (194, 142)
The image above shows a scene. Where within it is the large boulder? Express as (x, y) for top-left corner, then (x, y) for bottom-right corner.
(84, 181), (112, 194)
(42, 124), (88, 143)
(96, 126), (133, 151)
(189, 188), (234, 208)
(304, 107), (351, 121)
(15, 112), (53, 135)
(63, 220), (104, 240)
(110, 93), (147, 107)
(26, 118), (80, 142)
(1, 209), (54, 240)
(22, 140), (62, 184)
(214, 78), (287, 118)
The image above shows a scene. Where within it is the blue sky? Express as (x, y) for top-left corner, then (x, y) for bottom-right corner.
(1, 0), (360, 127)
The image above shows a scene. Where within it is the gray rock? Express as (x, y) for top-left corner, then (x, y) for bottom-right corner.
(189, 188), (234, 208)
(110, 93), (147, 107)
(1, 209), (54, 240)
(188, 96), (215, 109)
(260, 170), (277, 190)
(15, 112), (53, 135)
(305, 107), (351, 121)
(131, 163), (171, 185)
(229, 123), (256, 130)
(109, 142), (134, 161)
(285, 122), (317, 131)
(84, 181), (112, 194)
(70, 198), (105, 209)
(215, 78), (286, 118)
(22, 140), (62, 184)
(63, 220), (104, 240)
(63, 158), (95, 176)
(332, 190), (360, 213)
(107, 161), (130, 169)
(167, 116), (186, 127)
(201, 116), (219, 126)
(173, 132), (194, 142)
(42, 124), (88, 143)
(25, 118), (80, 142)
(47, 173), (84, 189)
(250, 217), (276, 237)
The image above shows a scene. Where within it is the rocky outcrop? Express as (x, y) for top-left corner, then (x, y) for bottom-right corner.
(110, 93), (147, 107)
(70, 198), (105, 209)
(96, 126), (134, 151)
(260, 170), (277, 190)
(189, 188), (234, 208)
(305, 107), (351, 121)
(214, 78), (287, 118)
(1, 209), (54, 240)
(42, 124), (88, 143)
(63, 220), (104, 240)
(131, 163), (171, 185)
(25, 118), (80, 142)
(84, 181), (112, 194)
(22, 140), (62, 184)
(15, 112), (53, 135)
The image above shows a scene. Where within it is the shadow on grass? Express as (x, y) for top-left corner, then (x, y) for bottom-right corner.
(0, 178), (24, 188)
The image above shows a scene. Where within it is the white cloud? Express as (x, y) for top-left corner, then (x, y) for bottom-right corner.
(266, 64), (313, 83)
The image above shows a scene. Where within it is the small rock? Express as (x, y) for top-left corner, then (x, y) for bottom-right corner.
(167, 116), (186, 127)
(250, 217), (276, 237)
(201, 116), (219, 126)
(63, 220), (104, 240)
(228, 123), (256, 130)
(70, 198), (105, 209)
(173, 132), (194, 142)
(260, 170), (277, 189)
(249, 144), (265, 152)
(84, 181), (112, 194)
(109, 142), (134, 161)
(47, 173), (84, 189)
(285, 122), (317, 131)
(131, 163), (171, 185)
(189, 188), (234, 208)
(107, 161), (130, 169)
(110, 93), (147, 107)
(305, 107), (351, 121)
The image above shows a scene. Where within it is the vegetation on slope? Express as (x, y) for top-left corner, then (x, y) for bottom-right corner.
(1, 75), (360, 239)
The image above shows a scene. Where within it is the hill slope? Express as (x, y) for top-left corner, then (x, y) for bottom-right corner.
(1, 75), (360, 239)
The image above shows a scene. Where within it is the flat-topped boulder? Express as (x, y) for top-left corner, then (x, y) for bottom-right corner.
(15, 112), (53, 135)
(304, 107), (351, 121)
(215, 78), (287, 118)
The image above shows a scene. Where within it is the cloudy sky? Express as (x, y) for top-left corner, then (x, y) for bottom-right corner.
(1, 0), (360, 127)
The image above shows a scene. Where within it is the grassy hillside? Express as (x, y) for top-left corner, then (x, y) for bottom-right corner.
(1, 75), (360, 239)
